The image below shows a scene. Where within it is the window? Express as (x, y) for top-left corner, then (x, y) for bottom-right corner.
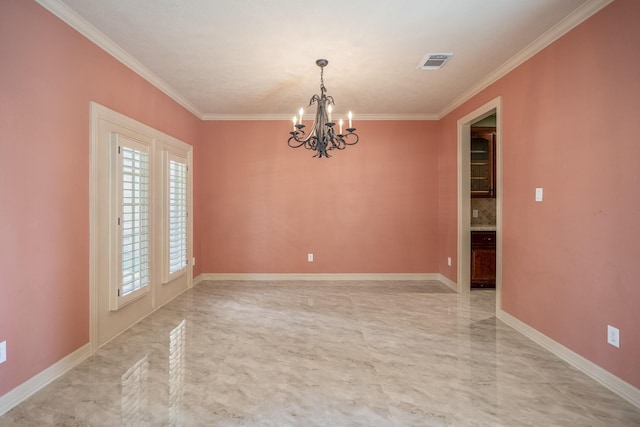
(167, 155), (188, 278)
(113, 135), (151, 308)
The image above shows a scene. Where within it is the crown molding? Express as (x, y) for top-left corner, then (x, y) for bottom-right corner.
(36, 0), (612, 122)
(201, 114), (307, 121)
(200, 113), (439, 121)
(35, 0), (204, 119)
(437, 0), (613, 119)
(34, 0), (435, 122)
(353, 113), (439, 121)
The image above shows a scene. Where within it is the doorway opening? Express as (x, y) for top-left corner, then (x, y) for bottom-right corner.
(457, 97), (502, 312)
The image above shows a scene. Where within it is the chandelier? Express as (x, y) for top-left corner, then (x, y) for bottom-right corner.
(288, 59), (359, 158)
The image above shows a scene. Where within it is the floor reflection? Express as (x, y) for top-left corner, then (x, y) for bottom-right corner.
(169, 319), (186, 427)
(120, 353), (148, 426)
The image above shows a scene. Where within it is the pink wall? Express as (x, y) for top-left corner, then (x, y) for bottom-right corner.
(437, 117), (457, 280)
(195, 120), (440, 274)
(438, 0), (640, 387)
(0, 1), (200, 397)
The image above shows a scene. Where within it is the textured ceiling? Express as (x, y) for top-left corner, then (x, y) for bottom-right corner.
(44, 0), (602, 119)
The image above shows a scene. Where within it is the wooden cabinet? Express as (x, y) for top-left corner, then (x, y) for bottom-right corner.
(471, 231), (496, 288)
(471, 127), (496, 198)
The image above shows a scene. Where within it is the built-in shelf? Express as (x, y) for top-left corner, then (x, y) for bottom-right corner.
(470, 127), (496, 198)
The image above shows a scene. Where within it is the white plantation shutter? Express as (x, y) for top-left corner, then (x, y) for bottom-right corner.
(168, 156), (188, 276)
(117, 139), (150, 304)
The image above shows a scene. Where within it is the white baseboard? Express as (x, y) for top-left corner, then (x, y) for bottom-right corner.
(497, 309), (640, 409)
(194, 272), (448, 283)
(436, 274), (459, 292)
(194, 272), (459, 294)
(0, 343), (92, 416)
(193, 273), (206, 286)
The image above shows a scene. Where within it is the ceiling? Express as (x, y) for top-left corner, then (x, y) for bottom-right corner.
(40, 0), (605, 120)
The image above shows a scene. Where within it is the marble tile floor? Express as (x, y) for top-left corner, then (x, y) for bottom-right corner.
(1, 280), (639, 426)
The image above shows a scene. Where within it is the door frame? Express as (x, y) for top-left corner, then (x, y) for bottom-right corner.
(457, 97), (502, 311)
(89, 102), (193, 352)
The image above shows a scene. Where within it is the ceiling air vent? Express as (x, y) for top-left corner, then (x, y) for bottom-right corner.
(419, 53), (454, 70)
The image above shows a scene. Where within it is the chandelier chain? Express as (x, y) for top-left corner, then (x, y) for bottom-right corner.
(319, 65), (326, 97)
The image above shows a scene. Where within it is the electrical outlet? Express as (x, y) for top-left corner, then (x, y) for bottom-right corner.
(307, 253), (313, 262)
(607, 325), (620, 348)
(447, 257), (452, 267)
(0, 341), (6, 364)
(535, 187), (543, 202)
(472, 209), (478, 218)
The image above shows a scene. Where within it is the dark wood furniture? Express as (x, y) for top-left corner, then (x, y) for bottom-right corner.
(471, 231), (496, 288)
(471, 127), (496, 198)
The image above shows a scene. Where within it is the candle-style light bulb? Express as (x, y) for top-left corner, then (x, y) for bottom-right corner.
(299, 108), (304, 124)
(292, 116), (297, 131)
(339, 118), (343, 134)
(327, 104), (333, 123)
(348, 111), (353, 129)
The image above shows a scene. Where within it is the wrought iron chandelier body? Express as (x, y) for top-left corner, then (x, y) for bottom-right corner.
(288, 59), (359, 158)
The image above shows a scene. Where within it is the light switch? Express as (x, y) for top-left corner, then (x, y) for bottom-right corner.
(535, 187), (543, 202)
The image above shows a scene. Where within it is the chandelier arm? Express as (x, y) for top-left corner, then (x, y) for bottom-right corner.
(309, 94), (321, 106)
(326, 127), (343, 151)
(331, 136), (347, 150)
(342, 132), (359, 146)
(308, 136), (319, 150)
(288, 134), (306, 148)
(290, 120), (318, 145)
